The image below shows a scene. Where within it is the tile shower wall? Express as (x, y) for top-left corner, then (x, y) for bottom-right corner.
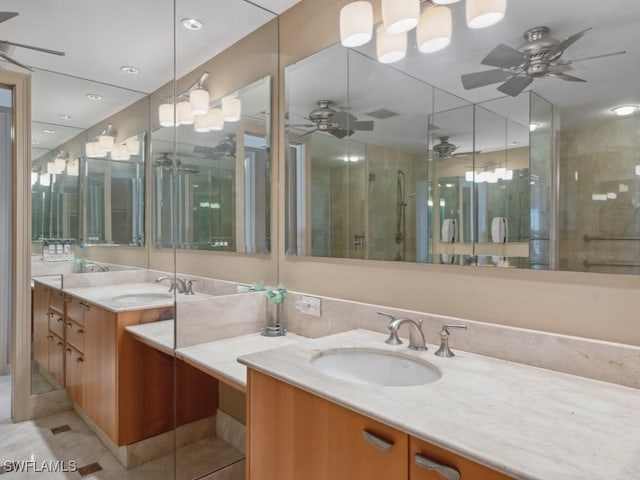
(560, 115), (640, 274)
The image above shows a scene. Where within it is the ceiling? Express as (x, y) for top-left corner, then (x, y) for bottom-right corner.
(287, 0), (639, 156)
(0, 0), (299, 157)
(4, 0), (637, 160)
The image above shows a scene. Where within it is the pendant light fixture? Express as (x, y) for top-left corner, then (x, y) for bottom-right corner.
(222, 95), (242, 122)
(207, 108), (224, 131)
(340, 1), (373, 47)
(376, 25), (407, 64)
(417, 5), (452, 53)
(382, 0), (420, 34)
(97, 123), (116, 153)
(189, 86), (209, 115)
(39, 173), (51, 187)
(466, 0), (506, 29)
(126, 137), (140, 155)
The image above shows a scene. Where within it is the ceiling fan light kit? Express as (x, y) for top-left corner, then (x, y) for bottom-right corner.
(189, 88), (210, 116)
(340, 1), (374, 48)
(176, 100), (195, 125)
(340, 0), (504, 65)
(159, 103), (175, 127)
(417, 5), (452, 54)
(207, 108), (225, 130)
(221, 95), (242, 122)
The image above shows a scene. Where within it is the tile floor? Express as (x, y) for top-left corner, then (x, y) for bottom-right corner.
(0, 410), (245, 479)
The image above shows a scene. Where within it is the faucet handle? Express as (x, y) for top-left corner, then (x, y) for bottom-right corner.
(435, 324), (467, 357)
(184, 279), (196, 295)
(378, 312), (403, 345)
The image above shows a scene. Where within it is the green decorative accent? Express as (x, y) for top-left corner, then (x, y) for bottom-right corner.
(266, 285), (287, 304)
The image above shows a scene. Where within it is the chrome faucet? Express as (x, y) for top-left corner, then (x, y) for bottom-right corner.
(435, 324), (467, 357)
(377, 312), (428, 351)
(84, 262), (110, 272)
(155, 276), (187, 294)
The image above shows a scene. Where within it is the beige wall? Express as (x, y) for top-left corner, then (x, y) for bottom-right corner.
(277, 0), (640, 346)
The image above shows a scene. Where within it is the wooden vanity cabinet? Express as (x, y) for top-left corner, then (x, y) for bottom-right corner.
(32, 281), (66, 386)
(247, 369), (513, 480)
(247, 369), (408, 480)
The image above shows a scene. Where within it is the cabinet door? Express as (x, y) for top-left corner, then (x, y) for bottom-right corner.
(65, 345), (84, 406)
(32, 283), (50, 369)
(247, 369), (407, 480)
(49, 332), (66, 387)
(83, 302), (118, 441)
(49, 309), (66, 339)
(410, 436), (514, 480)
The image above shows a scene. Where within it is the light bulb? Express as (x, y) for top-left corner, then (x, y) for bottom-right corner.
(194, 114), (211, 133)
(159, 103), (175, 127)
(382, 0), (420, 34)
(207, 108), (224, 131)
(339, 1), (373, 47)
(190, 88), (209, 115)
(376, 25), (407, 64)
(466, 0), (506, 29)
(222, 96), (241, 122)
(416, 5), (452, 53)
(177, 100), (194, 125)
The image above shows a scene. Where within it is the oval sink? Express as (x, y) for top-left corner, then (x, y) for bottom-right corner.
(311, 348), (441, 387)
(110, 293), (173, 304)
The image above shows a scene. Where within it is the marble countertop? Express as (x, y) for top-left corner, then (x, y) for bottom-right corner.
(238, 329), (640, 480)
(63, 282), (208, 313)
(32, 275), (63, 290)
(126, 320), (175, 356)
(124, 320), (306, 391)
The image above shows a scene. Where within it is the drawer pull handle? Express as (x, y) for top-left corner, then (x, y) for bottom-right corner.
(362, 430), (393, 452)
(414, 454), (460, 480)
(56, 317), (63, 323)
(57, 341), (64, 347)
(65, 348), (72, 354)
(77, 329), (84, 335)
(46, 335), (53, 340)
(76, 357), (84, 363)
(66, 322), (73, 328)
(46, 312), (53, 318)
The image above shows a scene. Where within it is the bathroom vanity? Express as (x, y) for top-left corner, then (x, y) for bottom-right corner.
(240, 329), (640, 480)
(32, 278), (217, 446)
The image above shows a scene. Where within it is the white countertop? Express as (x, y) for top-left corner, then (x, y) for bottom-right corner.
(238, 329), (640, 480)
(126, 320), (175, 356)
(124, 320), (306, 391)
(64, 282), (208, 312)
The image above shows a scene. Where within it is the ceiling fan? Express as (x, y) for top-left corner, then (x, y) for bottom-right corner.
(0, 12), (65, 72)
(433, 137), (479, 159)
(461, 26), (625, 97)
(288, 100), (374, 139)
(154, 153), (200, 174)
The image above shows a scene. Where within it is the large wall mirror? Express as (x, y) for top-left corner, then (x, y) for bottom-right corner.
(152, 76), (271, 253)
(285, 0), (639, 275)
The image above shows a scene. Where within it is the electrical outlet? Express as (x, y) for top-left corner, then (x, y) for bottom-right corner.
(296, 295), (321, 317)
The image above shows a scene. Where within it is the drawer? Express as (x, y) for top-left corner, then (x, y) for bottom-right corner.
(49, 288), (66, 313)
(49, 310), (66, 339)
(66, 298), (85, 325)
(66, 319), (85, 353)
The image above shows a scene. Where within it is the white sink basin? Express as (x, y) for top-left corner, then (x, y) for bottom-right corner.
(311, 348), (441, 387)
(110, 292), (173, 304)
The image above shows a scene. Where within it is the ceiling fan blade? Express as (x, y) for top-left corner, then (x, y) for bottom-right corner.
(301, 128), (319, 137)
(329, 129), (353, 139)
(549, 72), (587, 82)
(0, 12), (18, 24)
(0, 53), (33, 71)
(547, 64), (572, 74)
(547, 27), (592, 60)
(287, 123), (316, 128)
(453, 150), (481, 157)
(330, 111), (357, 127)
(351, 120), (374, 131)
(481, 44), (525, 69)
(461, 69), (513, 90)
(559, 50), (626, 64)
(0, 40), (65, 56)
(497, 75), (533, 97)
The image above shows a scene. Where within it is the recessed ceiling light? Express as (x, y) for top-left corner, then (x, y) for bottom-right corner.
(120, 65), (139, 75)
(611, 104), (639, 116)
(32, 140), (39, 145)
(529, 122), (539, 132)
(509, 141), (519, 146)
(181, 18), (203, 30)
(86, 93), (102, 100)
(43, 129), (55, 134)
(59, 114), (72, 120)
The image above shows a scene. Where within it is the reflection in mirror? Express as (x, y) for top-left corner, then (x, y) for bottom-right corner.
(82, 132), (146, 246)
(286, 44), (551, 269)
(153, 76), (271, 252)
